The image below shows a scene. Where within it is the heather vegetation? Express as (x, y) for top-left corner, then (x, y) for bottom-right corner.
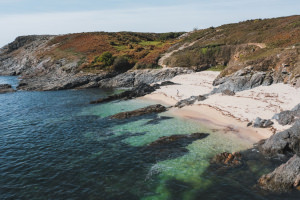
(43, 31), (184, 73)
(164, 15), (300, 76)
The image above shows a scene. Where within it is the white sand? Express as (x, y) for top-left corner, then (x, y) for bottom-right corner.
(141, 71), (300, 142)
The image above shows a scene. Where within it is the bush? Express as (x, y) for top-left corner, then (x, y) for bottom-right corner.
(159, 32), (185, 41)
(112, 56), (133, 72)
(94, 52), (115, 67)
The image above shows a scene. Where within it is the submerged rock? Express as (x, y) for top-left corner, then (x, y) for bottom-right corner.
(211, 152), (242, 167)
(0, 84), (15, 93)
(258, 154), (300, 192)
(110, 104), (167, 119)
(140, 133), (209, 163)
(90, 83), (156, 104)
(148, 133), (208, 147)
(175, 95), (206, 108)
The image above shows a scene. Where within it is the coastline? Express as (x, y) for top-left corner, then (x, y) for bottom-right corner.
(141, 93), (273, 145)
(140, 71), (300, 145)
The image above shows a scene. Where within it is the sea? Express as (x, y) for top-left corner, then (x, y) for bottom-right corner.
(0, 76), (299, 200)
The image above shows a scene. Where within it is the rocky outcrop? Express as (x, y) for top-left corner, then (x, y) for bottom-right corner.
(212, 66), (288, 93)
(97, 68), (191, 88)
(221, 89), (235, 96)
(6, 35), (53, 53)
(0, 84), (15, 93)
(258, 155), (300, 192)
(252, 117), (274, 128)
(1, 34), (191, 91)
(175, 95), (206, 108)
(258, 120), (300, 156)
(211, 152), (242, 167)
(273, 104), (300, 126)
(110, 104), (167, 119)
(90, 83), (156, 104)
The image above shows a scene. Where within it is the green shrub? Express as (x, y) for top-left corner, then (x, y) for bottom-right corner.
(112, 56), (133, 72)
(93, 52), (115, 66)
(159, 32), (185, 41)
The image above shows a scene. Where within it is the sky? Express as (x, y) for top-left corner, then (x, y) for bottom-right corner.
(0, 0), (299, 47)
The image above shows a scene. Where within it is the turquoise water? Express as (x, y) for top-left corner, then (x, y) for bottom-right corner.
(0, 76), (299, 200)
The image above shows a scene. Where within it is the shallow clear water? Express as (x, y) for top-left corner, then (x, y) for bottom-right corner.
(0, 76), (299, 200)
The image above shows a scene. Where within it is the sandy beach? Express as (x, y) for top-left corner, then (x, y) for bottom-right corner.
(141, 71), (300, 144)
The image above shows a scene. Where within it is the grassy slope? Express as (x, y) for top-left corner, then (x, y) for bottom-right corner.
(165, 15), (300, 77)
(40, 32), (184, 72)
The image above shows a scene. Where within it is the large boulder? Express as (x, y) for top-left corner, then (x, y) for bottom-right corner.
(258, 120), (300, 156)
(273, 104), (300, 126)
(258, 155), (300, 192)
(110, 104), (167, 119)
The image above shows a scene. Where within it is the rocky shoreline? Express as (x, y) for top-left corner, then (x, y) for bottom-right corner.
(1, 19), (299, 195)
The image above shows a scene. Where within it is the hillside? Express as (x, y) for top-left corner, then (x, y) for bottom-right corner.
(0, 15), (299, 91)
(163, 15), (300, 87)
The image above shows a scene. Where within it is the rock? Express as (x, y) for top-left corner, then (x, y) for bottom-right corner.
(263, 119), (274, 128)
(253, 117), (273, 128)
(148, 133), (209, 147)
(159, 81), (178, 86)
(110, 104), (167, 119)
(212, 67), (287, 94)
(258, 120), (300, 156)
(247, 122), (253, 127)
(98, 68), (191, 88)
(175, 95), (206, 108)
(90, 83), (156, 104)
(222, 89), (235, 96)
(0, 84), (15, 93)
(273, 104), (300, 125)
(273, 111), (295, 126)
(142, 133), (209, 162)
(258, 155), (300, 192)
(249, 72), (265, 88)
(211, 152), (242, 167)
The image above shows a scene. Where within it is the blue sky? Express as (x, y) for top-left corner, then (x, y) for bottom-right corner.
(0, 0), (299, 47)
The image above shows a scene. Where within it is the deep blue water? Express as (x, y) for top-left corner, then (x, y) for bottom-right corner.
(0, 76), (299, 200)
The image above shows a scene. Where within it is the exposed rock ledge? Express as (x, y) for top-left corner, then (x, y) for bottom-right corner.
(0, 84), (15, 93)
(258, 104), (300, 156)
(110, 104), (167, 119)
(258, 154), (300, 192)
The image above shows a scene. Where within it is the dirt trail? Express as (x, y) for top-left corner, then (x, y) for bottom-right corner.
(247, 43), (266, 48)
(158, 41), (198, 68)
(158, 42), (266, 68)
